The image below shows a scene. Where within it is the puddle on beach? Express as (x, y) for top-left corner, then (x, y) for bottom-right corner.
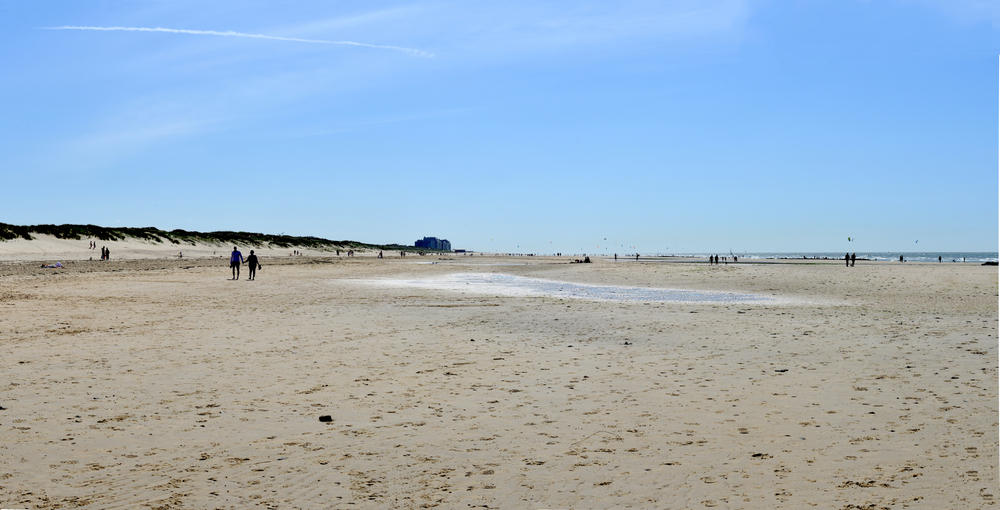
(408, 261), (527, 266)
(351, 272), (779, 304)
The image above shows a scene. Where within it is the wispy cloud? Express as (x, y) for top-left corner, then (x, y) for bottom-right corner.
(42, 25), (434, 58)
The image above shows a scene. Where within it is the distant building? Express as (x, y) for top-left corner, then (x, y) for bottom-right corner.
(415, 236), (451, 251)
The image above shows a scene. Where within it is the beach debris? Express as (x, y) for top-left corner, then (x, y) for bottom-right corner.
(774, 369), (788, 373)
(0, 405), (6, 410)
(623, 341), (631, 345)
(319, 415), (333, 422)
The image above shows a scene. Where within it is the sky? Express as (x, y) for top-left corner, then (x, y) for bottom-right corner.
(1, 0), (998, 254)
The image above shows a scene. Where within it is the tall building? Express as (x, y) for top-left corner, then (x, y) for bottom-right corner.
(415, 236), (451, 251)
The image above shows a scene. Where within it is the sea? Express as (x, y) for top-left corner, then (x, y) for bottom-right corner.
(677, 252), (998, 263)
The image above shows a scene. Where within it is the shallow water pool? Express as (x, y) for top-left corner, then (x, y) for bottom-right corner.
(352, 272), (777, 304)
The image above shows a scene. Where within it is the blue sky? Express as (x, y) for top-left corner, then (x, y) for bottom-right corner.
(1, 1), (997, 253)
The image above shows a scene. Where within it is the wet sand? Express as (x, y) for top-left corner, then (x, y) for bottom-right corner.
(1, 255), (996, 508)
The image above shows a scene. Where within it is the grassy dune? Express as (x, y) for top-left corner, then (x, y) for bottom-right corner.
(0, 222), (430, 252)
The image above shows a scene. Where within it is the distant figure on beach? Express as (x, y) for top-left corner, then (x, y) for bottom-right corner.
(614, 253), (617, 261)
(178, 251), (183, 258)
(584, 256), (591, 263)
(938, 255), (942, 263)
(336, 249), (341, 256)
(230, 247), (245, 280)
(845, 253), (850, 267)
(850, 253), (856, 267)
(733, 256), (738, 263)
(378, 251), (383, 259)
(246, 250), (261, 281)
(899, 255), (904, 263)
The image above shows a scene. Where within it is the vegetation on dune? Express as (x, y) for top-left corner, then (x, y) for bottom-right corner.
(0, 222), (442, 252)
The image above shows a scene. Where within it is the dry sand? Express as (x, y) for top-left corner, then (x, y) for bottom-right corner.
(0, 250), (996, 509)
(0, 234), (369, 262)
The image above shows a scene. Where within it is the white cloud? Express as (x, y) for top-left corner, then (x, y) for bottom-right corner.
(43, 25), (434, 57)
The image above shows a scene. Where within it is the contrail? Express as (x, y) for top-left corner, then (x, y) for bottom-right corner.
(43, 25), (433, 58)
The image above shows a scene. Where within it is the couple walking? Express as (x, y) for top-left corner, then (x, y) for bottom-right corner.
(230, 247), (262, 280)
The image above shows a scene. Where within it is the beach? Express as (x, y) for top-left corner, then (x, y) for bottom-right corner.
(0, 250), (996, 509)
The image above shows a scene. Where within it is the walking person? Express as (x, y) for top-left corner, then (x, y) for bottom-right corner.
(845, 252), (850, 267)
(246, 250), (261, 281)
(230, 247), (245, 280)
(850, 253), (856, 267)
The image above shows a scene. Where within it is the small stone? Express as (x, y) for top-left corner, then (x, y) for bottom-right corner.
(319, 415), (333, 422)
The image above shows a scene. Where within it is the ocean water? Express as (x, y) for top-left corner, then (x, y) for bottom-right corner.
(352, 273), (779, 304)
(726, 252), (998, 263)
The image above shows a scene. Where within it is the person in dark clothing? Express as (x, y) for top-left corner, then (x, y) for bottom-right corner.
(845, 253), (850, 267)
(246, 250), (261, 280)
(850, 253), (856, 267)
(230, 247), (245, 280)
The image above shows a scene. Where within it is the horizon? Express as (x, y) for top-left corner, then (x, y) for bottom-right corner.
(1, 1), (998, 254)
(1, 220), (997, 255)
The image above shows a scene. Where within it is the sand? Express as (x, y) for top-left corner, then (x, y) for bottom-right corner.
(0, 234), (369, 262)
(0, 250), (996, 509)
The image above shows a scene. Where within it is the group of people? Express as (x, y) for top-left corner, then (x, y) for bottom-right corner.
(87, 240), (110, 260)
(845, 252), (857, 266)
(708, 255), (734, 264)
(230, 247), (261, 280)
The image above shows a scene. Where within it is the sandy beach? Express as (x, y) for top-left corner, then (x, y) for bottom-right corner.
(0, 248), (996, 508)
